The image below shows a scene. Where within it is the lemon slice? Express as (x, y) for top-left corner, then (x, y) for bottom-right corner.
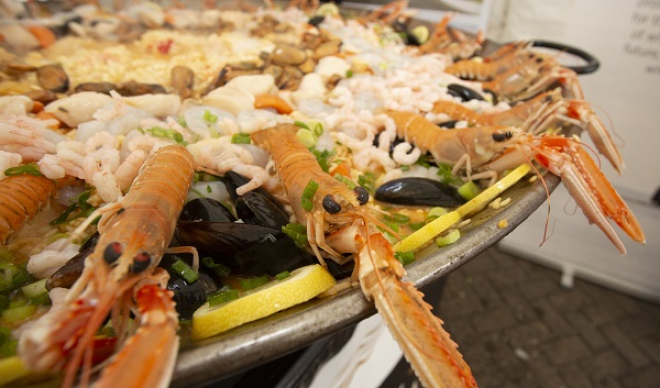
(410, 25), (430, 44)
(456, 164), (531, 217)
(394, 211), (461, 253)
(316, 3), (340, 16)
(394, 164), (531, 253)
(0, 356), (29, 386)
(191, 265), (336, 341)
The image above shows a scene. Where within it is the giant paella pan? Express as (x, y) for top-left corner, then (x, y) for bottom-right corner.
(0, 1), (645, 387)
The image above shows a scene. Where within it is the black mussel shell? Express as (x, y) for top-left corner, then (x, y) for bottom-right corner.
(438, 120), (459, 129)
(223, 171), (287, 214)
(46, 247), (92, 290)
(175, 221), (316, 277)
(447, 84), (485, 102)
(326, 259), (354, 280)
(391, 20), (422, 46)
(373, 134), (406, 154)
(235, 191), (290, 230)
(308, 15), (324, 27)
(180, 198), (236, 223)
(161, 254), (220, 320)
(375, 178), (465, 207)
(46, 232), (100, 290)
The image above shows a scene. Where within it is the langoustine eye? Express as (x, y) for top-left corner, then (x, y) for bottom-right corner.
(492, 131), (512, 142)
(322, 194), (341, 214)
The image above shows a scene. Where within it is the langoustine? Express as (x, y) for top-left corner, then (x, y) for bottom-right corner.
(18, 145), (195, 388)
(386, 110), (645, 254)
(252, 123), (478, 388)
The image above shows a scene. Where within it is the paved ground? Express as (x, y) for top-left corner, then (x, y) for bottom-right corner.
(437, 246), (660, 388)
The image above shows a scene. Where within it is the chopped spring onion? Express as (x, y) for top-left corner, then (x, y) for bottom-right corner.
(145, 126), (187, 146)
(171, 257), (199, 284)
(202, 257), (231, 277)
(409, 222), (425, 231)
(301, 197), (313, 212)
(203, 110), (218, 123)
(50, 189), (94, 225)
(0, 296), (8, 311)
(282, 223), (308, 247)
(395, 251), (415, 266)
(231, 132), (251, 144)
(0, 340), (17, 357)
(334, 174), (356, 189)
(294, 121), (310, 130)
(3, 164), (42, 177)
(0, 264), (32, 294)
(21, 278), (48, 299)
(435, 229), (461, 247)
(301, 179), (319, 213)
(0, 327), (10, 344)
(275, 271), (291, 280)
(358, 172), (376, 195)
(240, 275), (269, 291)
(46, 232), (69, 245)
(0, 248), (11, 261)
(2, 304), (37, 323)
(345, 69), (354, 78)
(208, 288), (239, 307)
(311, 149), (334, 173)
(393, 213), (410, 224)
(457, 181), (481, 201)
(312, 122), (324, 137)
(302, 180), (319, 198)
(426, 207), (448, 222)
(198, 172), (221, 181)
(296, 128), (317, 148)
(436, 163), (463, 186)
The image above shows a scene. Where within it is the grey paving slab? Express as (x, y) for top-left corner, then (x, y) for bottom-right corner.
(435, 246), (660, 388)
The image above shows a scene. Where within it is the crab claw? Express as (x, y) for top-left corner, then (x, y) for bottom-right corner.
(533, 136), (645, 254)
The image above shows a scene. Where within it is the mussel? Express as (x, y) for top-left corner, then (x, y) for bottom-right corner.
(223, 171), (287, 214)
(46, 232), (100, 290)
(447, 84), (485, 102)
(235, 191), (290, 230)
(36, 64), (69, 93)
(180, 198), (236, 223)
(175, 221), (316, 277)
(160, 254), (220, 320)
(375, 178), (465, 207)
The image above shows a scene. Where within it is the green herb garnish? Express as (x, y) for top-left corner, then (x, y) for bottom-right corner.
(231, 132), (251, 144)
(4, 164), (42, 177)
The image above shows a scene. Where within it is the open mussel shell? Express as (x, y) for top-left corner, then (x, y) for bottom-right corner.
(175, 221), (316, 277)
(161, 254), (220, 320)
(447, 84), (485, 102)
(375, 178), (465, 207)
(235, 191), (290, 230)
(180, 198), (236, 223)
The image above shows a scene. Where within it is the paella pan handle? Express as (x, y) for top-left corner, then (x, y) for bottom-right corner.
(531, 40), (600, 75)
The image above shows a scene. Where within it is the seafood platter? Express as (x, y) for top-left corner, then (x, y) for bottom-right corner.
(0, 1), (646, 387)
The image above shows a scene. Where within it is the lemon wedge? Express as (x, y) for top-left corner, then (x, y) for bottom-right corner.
(456, 164), (531, 217)
(191, 265), (336, 341)
(0, 356), (29, 386)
